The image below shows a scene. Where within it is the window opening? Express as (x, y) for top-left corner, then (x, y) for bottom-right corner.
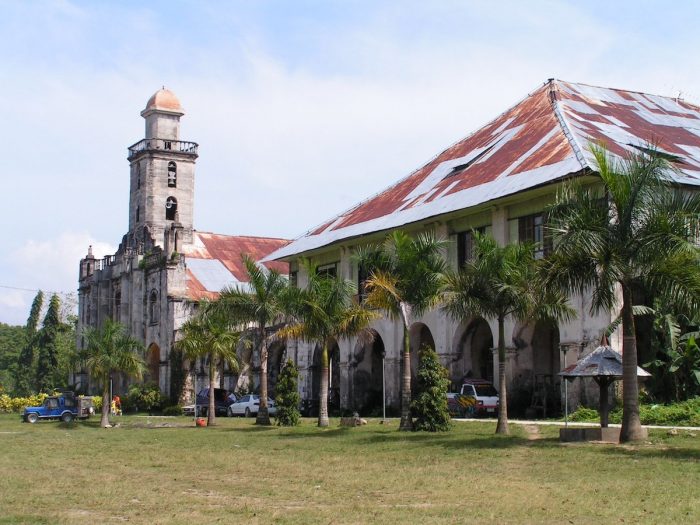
(167, 161), (177, 188)
(149, 290), (159, 324)
(517, 213), (551, 259)
(136, 206), (140, 223)
(165, 197), (177, 221)
(317, 262), (338, 279)
(457, 226), (488, 267)
(136, 163), (141, 189)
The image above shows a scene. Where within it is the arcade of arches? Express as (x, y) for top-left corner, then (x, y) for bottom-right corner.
(452, 318), (494, 389)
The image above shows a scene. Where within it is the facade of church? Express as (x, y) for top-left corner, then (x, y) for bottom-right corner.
(76, 89), (289, 399)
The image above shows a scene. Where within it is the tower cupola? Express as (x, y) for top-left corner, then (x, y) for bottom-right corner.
(141, 87), (184, 140)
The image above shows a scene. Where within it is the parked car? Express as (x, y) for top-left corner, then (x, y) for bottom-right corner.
(227, 395), (277, 417)
(458, 379), (499, 417)
(183, 388), (236, 417)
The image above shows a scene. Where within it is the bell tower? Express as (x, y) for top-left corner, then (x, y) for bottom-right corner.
(127, 88), (198, 254)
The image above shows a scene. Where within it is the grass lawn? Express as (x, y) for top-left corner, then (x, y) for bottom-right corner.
(0, 414), (698, 524)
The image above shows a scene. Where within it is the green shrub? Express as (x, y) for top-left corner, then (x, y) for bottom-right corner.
(162, 405), (183, 416)
(411, 346), (452, 432)
(0, 393), (48, 413)
(127, 383), (167, 414)
(275, 360), (301, 426)
(568, 398), (700, 427)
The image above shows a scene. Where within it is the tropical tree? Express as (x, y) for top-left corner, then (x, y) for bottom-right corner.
(545, 144), (700, 442)
(274, 359), (301, 426)
(82, 319), (145, 428)
(281, 261), (376, 427)
(217, 255), (289, 425)
(411, 345), (452, 432)
(176, 301), (241, 426)
(442, 232), (574, 434)
(36, 294), (64, 392)
(13, 291), (43, 395)
(356, 231), (447, 431)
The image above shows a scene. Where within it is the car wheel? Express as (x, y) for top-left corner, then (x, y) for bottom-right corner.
(61, 412), (74, 423)
(26, 413), (38, 424)
(227, 407), (234, 417)
(244, 407), (251, 418)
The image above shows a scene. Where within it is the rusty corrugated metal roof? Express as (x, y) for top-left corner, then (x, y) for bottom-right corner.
(267, 79), (700, 261)
(182, 231), (289, 300)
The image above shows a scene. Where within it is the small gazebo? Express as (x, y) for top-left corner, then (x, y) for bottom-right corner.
(559, 335), (650, 442)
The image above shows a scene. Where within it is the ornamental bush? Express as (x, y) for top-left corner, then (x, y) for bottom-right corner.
(0, 393), (48, 413)
(411, 345), (452, 432)
(127, 383), (167, 414)
(275, 360), (301, 426)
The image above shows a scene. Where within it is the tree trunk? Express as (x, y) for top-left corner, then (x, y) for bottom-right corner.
(256, 326), (271, 425)
(399, 324), (413, 431)
(597, 377), (610, 428)
(619, 284), (644, 442)
(100, 374), (111, 428)
(495, 316), (509, 435)
(318, 340), (330, 427)
(208, 352), (216, 426)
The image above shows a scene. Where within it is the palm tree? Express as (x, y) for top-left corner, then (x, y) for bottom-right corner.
(356, 231), (447, 431)
(442, 232), (574, 434)
(545, 144), (700, 442)
(176, 301), (241, 426)
(281, 261), (376, 427)
(217, 255), (289, 425)
(82, 319), (145, 428)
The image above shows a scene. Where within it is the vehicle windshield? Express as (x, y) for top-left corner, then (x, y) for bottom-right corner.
(475, 384), (498, 397)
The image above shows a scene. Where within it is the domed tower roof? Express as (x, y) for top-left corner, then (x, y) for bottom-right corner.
(142, 87), (184, 115)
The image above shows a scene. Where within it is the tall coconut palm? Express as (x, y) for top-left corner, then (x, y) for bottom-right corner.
(176, 301), (241, 426)
(442, 232), (574, 434)
(82, 319), (145, 428)
(356, 231), (447, 431)
(281, 261), (376, 427)
(217, 255), (289, 425)
(545, 144), (700, 442)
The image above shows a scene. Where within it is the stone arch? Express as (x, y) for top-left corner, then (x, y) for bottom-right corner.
(351, 330), (385, 415)
(267, 340), (287, 397)
(409, 322), (435, 389)
(451, 317), (494, 389)
(146, 343), (160, 386)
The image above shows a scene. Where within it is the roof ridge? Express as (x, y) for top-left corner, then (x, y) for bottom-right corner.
(194, 230), (290, 241)
(548, 79), (589, 171)
(556, 78), (700, 109)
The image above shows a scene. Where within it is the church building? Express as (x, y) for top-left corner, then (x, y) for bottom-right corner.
(76, 89), (289, 399)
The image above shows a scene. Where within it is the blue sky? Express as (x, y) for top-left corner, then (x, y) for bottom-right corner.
(2, 0), (700, 325)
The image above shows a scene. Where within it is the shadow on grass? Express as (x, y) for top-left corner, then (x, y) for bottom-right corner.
(600, 446), (700, 462)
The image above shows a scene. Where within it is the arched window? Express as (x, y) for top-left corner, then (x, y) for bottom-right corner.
(136, 205), (140, 223)
(136, 163), (141, 189)
(167, 162), (177, 188)
(165, 197), (177, 221)
(149, 289), (159, 324)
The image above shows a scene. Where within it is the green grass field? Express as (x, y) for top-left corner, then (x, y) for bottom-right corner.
(0, 414), (698, 524)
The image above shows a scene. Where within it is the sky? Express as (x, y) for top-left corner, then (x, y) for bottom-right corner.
(2, 0), (700, 325)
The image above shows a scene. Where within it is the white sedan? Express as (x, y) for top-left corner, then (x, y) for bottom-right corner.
(227, 395), (277, 417)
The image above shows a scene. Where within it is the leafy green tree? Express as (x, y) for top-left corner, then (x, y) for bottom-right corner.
(274, 359), (301, 426)
(0, 323), (25, 393)
(36, 294), (65, 392)
(82, 319), (146, 428)
(176, 301), (240, 426)
(13, 291), (43, 395)
(545, 145), (700, 442)
(217, 255), (290, 425)
(356, 231), (447, 431)
(442, 232), (573, 434)
(411, 345), (451, 432)
(282, 261), (376, 427)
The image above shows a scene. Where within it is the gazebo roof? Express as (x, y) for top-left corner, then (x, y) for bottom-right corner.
(559, 343), (651, 379)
